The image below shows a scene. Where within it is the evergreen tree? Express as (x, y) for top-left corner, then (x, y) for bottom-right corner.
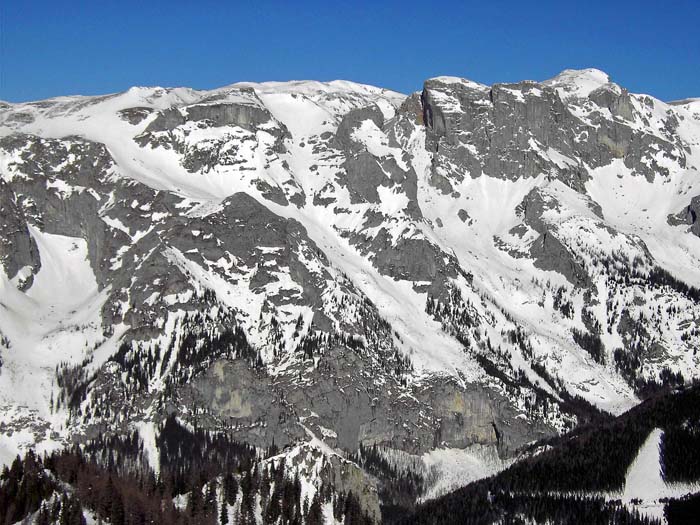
(266, 481), (282, 524)
(186, 482), (203, 521)
(307, 492), (324, 525)
(51, 498), (62, 522)
(333, 493), (344, 522)
(223, 472), (238, 507)
(109, 491), (125, 525)
(219, 492), (229, 525)
(239, 470), (255, 525)
(343, 491), (363, 525)
(36, 502), (51, 525)
(259, 466), (271, 509)
(205, 478), (218, 520)
(59, 493), (86, 525)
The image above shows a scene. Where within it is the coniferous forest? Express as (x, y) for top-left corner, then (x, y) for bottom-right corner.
(401, 383), (700, 525)
(0, 416), (374, 525)
(2, 384), (699, 524)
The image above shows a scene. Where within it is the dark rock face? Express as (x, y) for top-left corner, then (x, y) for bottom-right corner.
(668, 195), (700, 237)
(136, 95), (291, 173)
(341, 152), (387, 204)
(180, 347), (550, 457)
(421, 78), (584, 185)
(117, 106), (153, 125)
(334, 104), (385, 151)
(0, 179), (40, 288)
(514, 187), (592, 287)
(186, 102), (281, 132)
(327, 99), (464, 298)
(358, 228), (457, 284)
(140, 107), (185, 133)
(588, 85), (635, 121)
(142, 93), (288, 137)
(421, 75), (686, 189)
(0, 134), (119, 286)
(530, 232), (591, 288)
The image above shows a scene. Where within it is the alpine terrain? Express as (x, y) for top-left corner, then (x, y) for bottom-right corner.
(1, 69), (699, 524)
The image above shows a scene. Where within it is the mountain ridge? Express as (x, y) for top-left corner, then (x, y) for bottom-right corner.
(1, 68), (699, 522)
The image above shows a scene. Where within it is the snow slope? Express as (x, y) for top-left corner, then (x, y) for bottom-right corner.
(620, 428), (700, 523)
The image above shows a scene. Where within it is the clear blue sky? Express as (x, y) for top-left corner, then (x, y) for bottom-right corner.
(1, 0), (698, 103)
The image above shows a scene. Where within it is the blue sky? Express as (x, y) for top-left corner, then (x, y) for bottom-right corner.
(1, 0), (698, 102)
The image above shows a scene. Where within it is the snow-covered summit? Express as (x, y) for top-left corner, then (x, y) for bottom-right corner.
(426, 76), (490, 91)
(543, 67), (617, 99)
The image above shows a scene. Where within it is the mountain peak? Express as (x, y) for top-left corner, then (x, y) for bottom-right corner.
(219, 79), (405, 99)
(426, 76), (490, 91)
(543, 68), (615, 99)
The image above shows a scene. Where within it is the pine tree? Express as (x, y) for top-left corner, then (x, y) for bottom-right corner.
(308, 491), (324, 525)
(186, 482), (203, 521)
(259, 466), (271, 508)
(59, 493), (86, 525)
(333, 493), (344, 522)
(343, 491), (362, 525)
(219, 492), (229, 525)
(51, 498), (62, 522)
(205, 478), (218, 520)
(239, 469), (255, 525)
(36, 502), (51, 525)
(282, 477), (296, 523)
(293, 470), (302, 517)
(110, 491), (125, 525)
(223, 472), (238, 506)
(266, 480), (282, 524)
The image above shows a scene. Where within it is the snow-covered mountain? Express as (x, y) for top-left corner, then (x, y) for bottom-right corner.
(1, 69), (700, 521)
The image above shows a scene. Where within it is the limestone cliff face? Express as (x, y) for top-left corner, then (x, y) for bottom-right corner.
(0, 178), (40, 289)
(421, 72), (686, 191)
(179, 348), (549, 458)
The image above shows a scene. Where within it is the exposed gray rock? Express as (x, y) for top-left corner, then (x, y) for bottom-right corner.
(364, 229), (455, 283)
(117, 106), (153, 125)
(668, 194), (700, 237)
(0, 134), (119, 286)
(530, 232), (591, 288)
(186, 101), (280, 131)
(514, 187), (592, 287)
(140, 107), (185, 133)
(339, 152), (387, 204)
(589, 85), (635, 121)
(136, 91), (292, 169)
(178, 346), (552, 458)
(420, 76), (687, 189)
(142, 94), (288, 138)
(334, 104), (385, 152)
(457, 209), (471, 224)
(0, 179), (40, 288)
(421, 78), (585, 187)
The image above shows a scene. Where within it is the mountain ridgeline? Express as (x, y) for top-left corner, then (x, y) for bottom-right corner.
(1, 69), (699, 523)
